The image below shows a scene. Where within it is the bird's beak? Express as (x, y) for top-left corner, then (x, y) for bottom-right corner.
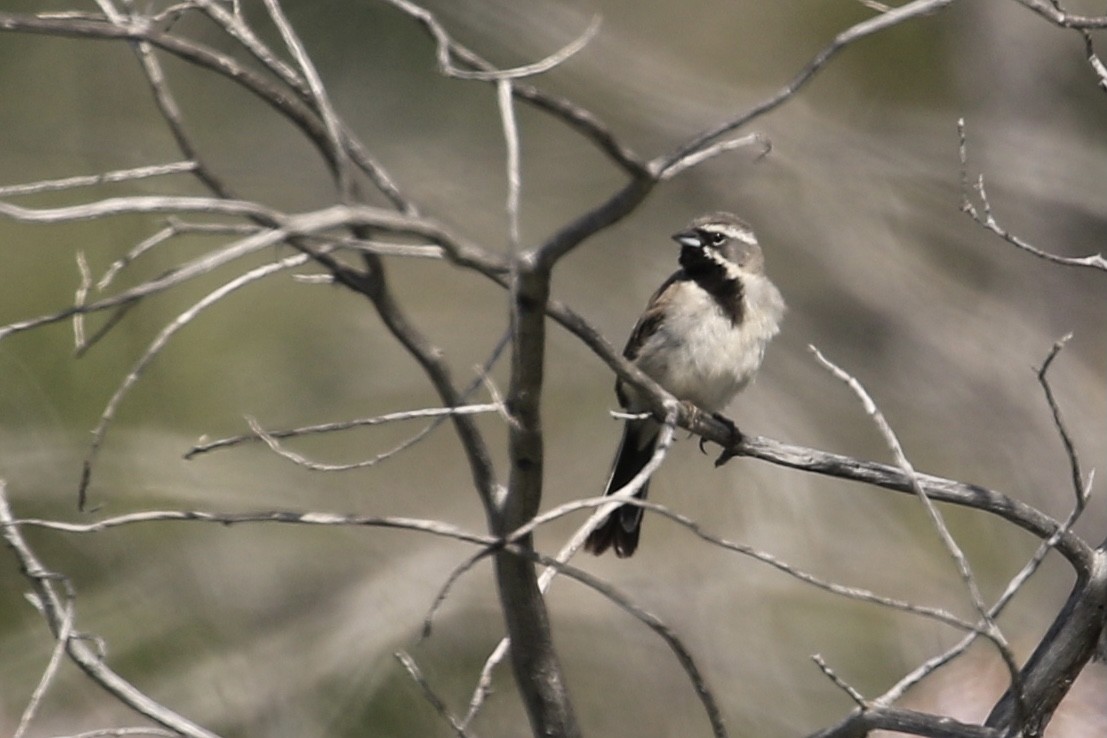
(672, 230), (701, 248)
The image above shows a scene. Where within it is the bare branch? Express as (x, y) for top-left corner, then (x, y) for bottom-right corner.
(0, 10), (410, 209)
(516, 494), (982, 634)
(496, 254), (580, 734)
(96, 221), (262, 292)
(1010, 0), (1107, 29)
(1081, 29), (1107, 90)
(0, 204), (500, 346)
(191, 0), (304, 91)
(655, 0), (957, 175)
(807, 706), (1000, 738)
(459, 409), (679, 726)
(187, 403), (502, 459)
(10, 506), (496, 548)
(191, 325), (511, 478)
(984, 551), (1107, 735)
(381, 0), (646, 176)
(127, 26), (237, 201)
(261, 0), (354, 199)
(0, 485), (224, 738)
(498, 78), (522, 251)
(44, 729), (177, 738)
(242, 406), (502, 472)
(711, 428), (1092, 572)
(811, 654), (867, 710)
(421, 547), (495, 640)
(73, 251), (92, 351)
(520, 547), (729, 738)
(436, 14), (600, 82)
(0, 194), (278, 223)
(1037, 334), (1087, 505)
(0, 161), (197, 197)
(14, 594), (76, 738)
(959, 118), (1107, 271)
(877, 476), (1090, 705)
(78, 252), (312, 508)
(810, 346), (1024, 711)
(394, 651), (473, 738)
(656, 132), (771, 181)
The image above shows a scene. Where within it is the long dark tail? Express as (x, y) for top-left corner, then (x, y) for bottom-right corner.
(584, 419), (660, 557)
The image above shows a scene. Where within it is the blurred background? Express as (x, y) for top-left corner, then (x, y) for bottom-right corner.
(1, 0), (1105, 736)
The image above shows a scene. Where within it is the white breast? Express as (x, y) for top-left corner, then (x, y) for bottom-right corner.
(633, 274), (784, 412)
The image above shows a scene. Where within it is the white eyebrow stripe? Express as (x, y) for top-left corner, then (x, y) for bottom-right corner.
(703, 224), (758, 245)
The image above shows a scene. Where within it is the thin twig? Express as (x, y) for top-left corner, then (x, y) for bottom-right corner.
(0, 485), (223, 738)
(1037, 333), (1085, 504)
(421, 547), (495, 639)
(128, 32), (237, 200)
(448, 16), (601, 81)
(379, 0), (645, 175)
(1009, 0), (1107, 29)
(520, 544), (731, 738)
(0, 161), (197, 197)
(188, 404), (502, 458)
(14, 595), (76, 738)
(958, 118), (1107, 271)
(43, 729), (176, 738)
(656, 0), (957, 175)
(877, 477), (1090, 705)
(261, 0), (354, 200)
(810, 345), (1026, 720)
(394, 651), (473, 738)
(189, 327), (511, 476)
(10, 507), (496, 547)
(1081, 29), (1107, 90)
(2, 204), (489, 346)
(243, 405), (502, 472)
(78, 252), (312, 508)
(498, 78), (522, 252)
(0, 194), (277, 223)
(96, 221), (262, 291)
(192, 0), (413, 210)
(513, 494), (982, 633)
(73, 252), (92, 352)
(811, 654), (867, 709)
(657, 133), (771, 180)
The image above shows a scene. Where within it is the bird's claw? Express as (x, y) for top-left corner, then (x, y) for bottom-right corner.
(711, 413), (743, 467)
(692, 409), (743, 463)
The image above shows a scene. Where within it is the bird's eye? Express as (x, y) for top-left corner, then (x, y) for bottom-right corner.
(704, 231), (726, 247)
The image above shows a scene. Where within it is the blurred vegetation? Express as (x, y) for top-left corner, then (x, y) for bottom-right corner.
(1, 1), (1105, 736)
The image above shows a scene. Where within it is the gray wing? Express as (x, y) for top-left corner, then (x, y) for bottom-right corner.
(615, 270), (687, 407)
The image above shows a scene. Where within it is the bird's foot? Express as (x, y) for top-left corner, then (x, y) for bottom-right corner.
(711, 413), (743, 467)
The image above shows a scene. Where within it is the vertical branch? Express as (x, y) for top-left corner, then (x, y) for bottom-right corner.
(498, 78), (522, 251)
(495, 260), (581, 738)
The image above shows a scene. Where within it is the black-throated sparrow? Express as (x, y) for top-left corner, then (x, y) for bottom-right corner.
(585, 212), (785, 557)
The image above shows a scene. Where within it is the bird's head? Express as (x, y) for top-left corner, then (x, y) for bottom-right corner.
(672, 212), (764, 274)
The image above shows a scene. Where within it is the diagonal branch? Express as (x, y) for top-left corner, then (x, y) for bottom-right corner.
(655, 0), (958, 176)
(0, 485), (224, 738)
(810, 346), (1025, 719)
(958, 118), (1107, 272)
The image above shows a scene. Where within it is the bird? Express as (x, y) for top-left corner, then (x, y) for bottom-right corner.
(584, 212), (785, 557)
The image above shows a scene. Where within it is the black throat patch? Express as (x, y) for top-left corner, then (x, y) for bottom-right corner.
(679, 245), (745, 325)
